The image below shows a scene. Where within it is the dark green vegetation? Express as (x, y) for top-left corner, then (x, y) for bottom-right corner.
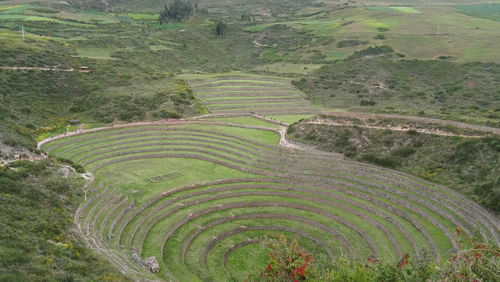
(0, 62), (203, 149)
(159, 0), (194, 23)
(287, 115), (500, 212)
(293, 56), (500, 127)
(0, 160), (130, 281)
(456, 4), (500, 21)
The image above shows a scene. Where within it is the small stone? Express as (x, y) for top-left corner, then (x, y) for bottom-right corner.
(143, 256), (160, 273)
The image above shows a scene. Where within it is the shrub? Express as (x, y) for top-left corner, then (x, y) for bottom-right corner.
(391, 146), (416, 157)
(159, 0), (194, 24)
(439, 229), (500, 281)
(260, 235), (314, 281)
(350, 46), (394, 58)
(257, 235), (499, 281)
(337, 40), (369, 48)
(360, 99), (376, 106)
(360, 154), (400, 168)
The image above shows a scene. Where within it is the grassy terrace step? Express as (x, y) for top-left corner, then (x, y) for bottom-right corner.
(203, 96), (302, 102)
(197, 92), (302, 97)
(39, 120), (499, 281)
(191, 81), (290, 88)
(223, 239), (261, 269)
(204, 97), (305, 104)
(213, 108), (318, 115)
(189, 78), (290, 85)
(194, 86), (295, 92)
(208, 102), (312, 110)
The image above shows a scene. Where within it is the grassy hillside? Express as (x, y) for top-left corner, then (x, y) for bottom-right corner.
(293, 54), (500, 127)
(0, 160), (130, 281)
(242, 3), (500, 63)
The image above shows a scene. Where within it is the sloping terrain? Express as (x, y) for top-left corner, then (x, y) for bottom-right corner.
(40, 119), (500, 281)
(186, 74), (320, 116)
(287, 114), (500, 213)
(1, 0), (499, 281)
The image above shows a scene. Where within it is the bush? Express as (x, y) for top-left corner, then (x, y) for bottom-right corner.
(159, 0), (194, 23)
(259, 235), (313, 281)
(360, 154), (400, 168)
(350, 46), (394, 58)
(391, 146), (416, 157)
(255, 233), (498, 281)
(360, 99), (376, 106)
(337, 40), (368, 48)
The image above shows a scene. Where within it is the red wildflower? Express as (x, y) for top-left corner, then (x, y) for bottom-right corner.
(456, 228), (462, 236)
(266, 264), (272, 271)
(294, 262), (308, 276)
(398, 253), (410, 268)
(475, 253), (482, 259)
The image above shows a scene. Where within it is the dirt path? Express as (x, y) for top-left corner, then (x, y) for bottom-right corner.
(0, 66), (90, 72)
(307, 119), (484, 138)
(322, 112), (500, 135)
(278, 127), (302, 149)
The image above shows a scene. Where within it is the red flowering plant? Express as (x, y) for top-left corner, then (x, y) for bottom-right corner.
(260, 234), (314, 281)
(440, 228), (500, 281)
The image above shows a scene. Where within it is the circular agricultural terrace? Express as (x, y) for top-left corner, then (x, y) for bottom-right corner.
(40, 119), (500, 281)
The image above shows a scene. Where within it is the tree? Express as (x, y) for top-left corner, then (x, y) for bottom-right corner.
(240, 12), (252, 22)
(215, 20), (226, 37)
(159, 0), (194, 24)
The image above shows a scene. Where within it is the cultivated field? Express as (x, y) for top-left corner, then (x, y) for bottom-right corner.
(185, 73), (320, 115)
(40, 119), (500, 281)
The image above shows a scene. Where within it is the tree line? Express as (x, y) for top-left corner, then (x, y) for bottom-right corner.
(159, 0), (227, 37)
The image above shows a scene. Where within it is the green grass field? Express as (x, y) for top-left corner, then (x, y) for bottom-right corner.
(455, 4), (500, 21)
(243, 5), (500, 62)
